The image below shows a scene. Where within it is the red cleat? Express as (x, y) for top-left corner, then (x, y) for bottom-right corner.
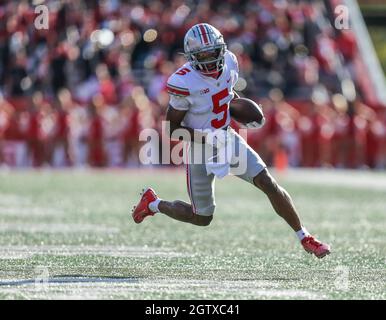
(301, 236), (331, 258)
(131, 187), (158, 224)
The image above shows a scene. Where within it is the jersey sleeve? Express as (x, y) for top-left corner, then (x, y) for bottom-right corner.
(168, 95), (190, 111)
(166, 73), (191, 111)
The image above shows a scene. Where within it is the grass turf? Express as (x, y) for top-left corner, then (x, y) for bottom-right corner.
(0, 168), (385, 299)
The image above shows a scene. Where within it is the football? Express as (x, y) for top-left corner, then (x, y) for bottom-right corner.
(229, 97), (265, 126)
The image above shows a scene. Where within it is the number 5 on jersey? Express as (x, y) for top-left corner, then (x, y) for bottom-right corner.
(211, 88), (229, 129)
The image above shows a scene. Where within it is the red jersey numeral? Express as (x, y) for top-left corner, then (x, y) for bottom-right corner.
(176, 68), (191, 76)
(211, 88), (229, 129)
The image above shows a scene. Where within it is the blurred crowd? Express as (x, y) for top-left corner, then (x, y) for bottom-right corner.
(0, 0), (385, 169)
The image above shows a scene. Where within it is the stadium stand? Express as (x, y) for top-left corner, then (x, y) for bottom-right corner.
(0, 0), (385, 169)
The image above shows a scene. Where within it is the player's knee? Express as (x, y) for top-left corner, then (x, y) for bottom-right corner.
(253, 170), (279, 195)
(193, 214), (213, 226)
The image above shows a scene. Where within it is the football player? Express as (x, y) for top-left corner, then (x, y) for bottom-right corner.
(132, 23), (330, 258)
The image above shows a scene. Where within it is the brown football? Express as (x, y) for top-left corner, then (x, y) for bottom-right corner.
(229, 97), (264, 125)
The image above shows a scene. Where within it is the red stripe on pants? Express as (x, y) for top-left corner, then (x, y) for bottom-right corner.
(185, 143), (196, 214)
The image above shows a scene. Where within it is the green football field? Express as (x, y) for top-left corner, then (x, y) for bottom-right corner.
(0, 168), (385, 300)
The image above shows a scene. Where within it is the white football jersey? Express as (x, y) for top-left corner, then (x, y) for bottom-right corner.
(167, 50), (239, 130)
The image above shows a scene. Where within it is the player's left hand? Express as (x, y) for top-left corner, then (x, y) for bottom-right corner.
(243, 117), (265, 129)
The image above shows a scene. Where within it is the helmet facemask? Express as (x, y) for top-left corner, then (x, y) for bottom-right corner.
(186, 45), (226, 75)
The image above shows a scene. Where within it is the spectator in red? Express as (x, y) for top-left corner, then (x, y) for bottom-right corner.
(2, 105), (27, 167)
(315, 102), (336, 167)
(121, 97), (141, 167)
(331, 94), (351, 168)
(255, 91), (282, 166)
(52, 94), (70, 167)
(297, 102), (320, 167)
(38, 101), (57, 166)
(27, 92), (44, 167)
(351, 98), (378, 168)
(0, 97), (15, 165)
(336, 30), (357, 63)
(96, 64), (118, 105)
(87, 96), (106, 167)
(376, 108), (386, 169)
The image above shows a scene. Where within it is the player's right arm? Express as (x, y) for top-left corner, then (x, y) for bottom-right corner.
(165, 73), (206, 143)
(166, 105), (206, 143)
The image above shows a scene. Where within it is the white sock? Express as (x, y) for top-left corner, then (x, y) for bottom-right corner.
(148, 199), (161, 213)
(296, 227), (310, 241)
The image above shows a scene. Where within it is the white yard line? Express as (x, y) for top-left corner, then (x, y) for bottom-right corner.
(0, 245), (191, 259)
(0, 223), (119, 234)
(0, 278), (324, 299)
